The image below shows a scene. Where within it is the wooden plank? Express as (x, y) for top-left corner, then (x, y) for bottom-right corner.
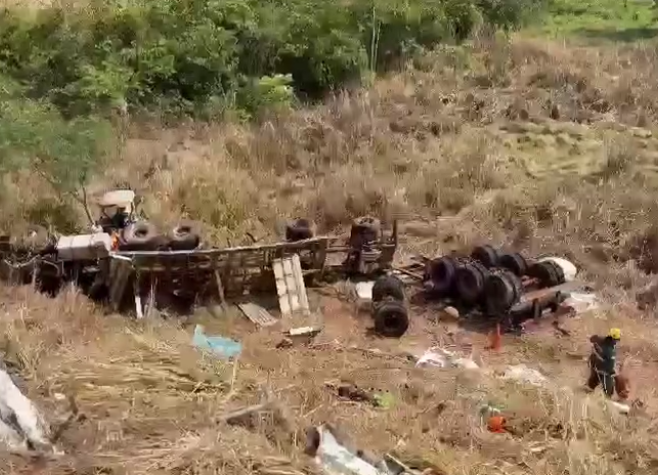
(273, 258), (290, 317)
(282, 257), (301, 314)
(238, 302), (278, 327)
(292, 254), (311, 317)
(273, 254), (315, 330)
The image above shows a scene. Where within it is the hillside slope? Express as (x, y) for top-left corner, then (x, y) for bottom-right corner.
(2, 9), (658, 475)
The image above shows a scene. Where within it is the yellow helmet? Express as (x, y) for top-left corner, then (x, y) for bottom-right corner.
(609, 328), (621, 340)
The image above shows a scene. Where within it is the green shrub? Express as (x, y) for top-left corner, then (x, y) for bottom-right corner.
(0, 75), (113, 195)
(477, 0), (548, 31)
(0, 0), (542, 118)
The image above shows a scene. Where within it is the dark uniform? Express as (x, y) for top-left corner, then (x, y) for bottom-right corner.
(587, 335), (618, 397)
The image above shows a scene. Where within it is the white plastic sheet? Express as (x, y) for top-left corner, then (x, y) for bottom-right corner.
(0, 369), (53, 453)
(315, 425), (382, 475)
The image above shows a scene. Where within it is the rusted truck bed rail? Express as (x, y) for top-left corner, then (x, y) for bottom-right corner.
(108, 227), (397, 316)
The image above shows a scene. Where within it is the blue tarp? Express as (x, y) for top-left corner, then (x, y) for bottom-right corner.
(192, 324), (242, 359)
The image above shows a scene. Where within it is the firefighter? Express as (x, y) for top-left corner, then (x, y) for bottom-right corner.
(586, 328), (621, 397)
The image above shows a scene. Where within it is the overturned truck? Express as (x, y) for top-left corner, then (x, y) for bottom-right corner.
(0, 193), (398, 318)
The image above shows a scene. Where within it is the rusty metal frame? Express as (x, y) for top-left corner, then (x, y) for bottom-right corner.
(105, 221), (398, 316)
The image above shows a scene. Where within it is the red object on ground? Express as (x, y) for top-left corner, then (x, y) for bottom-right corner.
(487, 415), (506, 433)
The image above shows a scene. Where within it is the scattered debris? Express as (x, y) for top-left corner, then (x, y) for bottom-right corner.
(498, 364), (547, 387)
(276, 337), (294, 349)
(325, 382), (395, 409)
(382, 453), (445, 475)
(238, 302), (278, 327)
(285, 326), (322, 337)
(563, 291), (599, 314)
(192, 324), (242, 359)
(415, 347), (479, 370)
(355, 281), (375, 302)
(307, 424), (381, 475)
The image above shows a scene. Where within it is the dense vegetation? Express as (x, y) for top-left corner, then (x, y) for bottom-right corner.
(0, 0), (545, 118)
(0, 0), (545, 205)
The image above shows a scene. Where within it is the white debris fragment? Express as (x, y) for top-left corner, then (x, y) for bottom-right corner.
(415, 347), (479, 370)
(0, 369), (54, 453)
(563, 292), (599, 314)
(315, 425), (380, 475)
(355, 281), (375, 301)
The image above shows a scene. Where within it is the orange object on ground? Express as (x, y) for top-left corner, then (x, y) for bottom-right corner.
(487, 415), (506, 433)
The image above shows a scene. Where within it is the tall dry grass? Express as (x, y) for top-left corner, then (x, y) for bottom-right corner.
(3, 34), (658, 474)
(1, 283), (658, 475)
(3, 37), (658, 285)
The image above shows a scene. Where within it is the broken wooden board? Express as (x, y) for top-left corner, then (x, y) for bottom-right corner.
(272, 254), (321, 330)
(238, 302), (278, 327)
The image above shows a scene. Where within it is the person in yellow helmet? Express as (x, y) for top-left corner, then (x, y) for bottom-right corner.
(586, 328), (621, 397)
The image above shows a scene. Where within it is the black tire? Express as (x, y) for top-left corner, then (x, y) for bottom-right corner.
(372, 275), (405, 303)
(484, 270), (523, 314)
(349, 216), (381, 247)
(169, 220), (201, 250)
(528, 261), (565, 288)
(455, 261), (489, 304)
(499, 252), (528, 276)
(373, 300), (409, 338)
(425, 256), (458, 296)
(120, 221), (161, 251)
(285, 218), (315, 242)
(471, 244), (500, 269)
(548, 260), (566, 285)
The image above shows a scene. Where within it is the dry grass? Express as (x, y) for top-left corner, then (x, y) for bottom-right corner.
(3, 34), (658, 474)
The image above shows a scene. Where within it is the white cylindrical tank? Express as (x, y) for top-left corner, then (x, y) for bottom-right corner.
(538, 256), (577, 282)
(56, 233), (112, 261)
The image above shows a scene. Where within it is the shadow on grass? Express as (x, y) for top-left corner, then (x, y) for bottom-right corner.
(577, 26), (658, 42)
